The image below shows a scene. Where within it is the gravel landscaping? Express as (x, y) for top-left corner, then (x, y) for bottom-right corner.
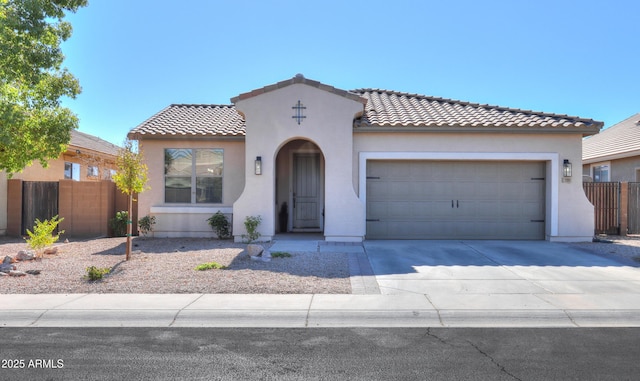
(2, 235), (639, 295)
(568, 235), (640, 264)
(0, 237), (351, 294)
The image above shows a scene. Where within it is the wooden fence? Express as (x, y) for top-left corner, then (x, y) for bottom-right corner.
(629, 182), (640, 234)
(7, 179), (137, 238)
(582, 182), (620, 235)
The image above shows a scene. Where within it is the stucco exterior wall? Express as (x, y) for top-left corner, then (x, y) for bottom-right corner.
(10, 150), (117, 182)
(608, 157), (640, 182)
(233, 83), (365, 241)
(582, 157), (640, 182)
(353, 132), (594, 241)
(137, 139), (245, 238)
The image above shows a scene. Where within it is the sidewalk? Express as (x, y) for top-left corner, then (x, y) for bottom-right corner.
(2, 239), (640, 328)
(2, 293), (640, 328)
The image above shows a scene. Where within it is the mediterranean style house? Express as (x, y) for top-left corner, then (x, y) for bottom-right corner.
(128, 74), (603, 242)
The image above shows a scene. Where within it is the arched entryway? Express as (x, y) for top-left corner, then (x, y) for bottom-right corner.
(275, 139), (325, 233)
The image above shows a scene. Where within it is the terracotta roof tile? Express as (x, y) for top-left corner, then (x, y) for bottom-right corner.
(127, 85), (603, 140)
(352, 89), (603, 133)
(582, 113), (640, 163)
(230, 74), (367, 104)
(128, 104), (246, 139)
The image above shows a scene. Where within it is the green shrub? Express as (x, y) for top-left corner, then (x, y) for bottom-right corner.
(25, 215), (64, 259)
(138, 215), (156, 236)
(271, 252), (291, 258)
(195, 262), (228, 271)
(242, 215), (262, 243)
(207, 211), (231, 239)
(109, 211), (129, 237)
(85, 266), (111, 281)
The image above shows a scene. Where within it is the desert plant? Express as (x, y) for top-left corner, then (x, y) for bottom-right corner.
(85, 266), (111, 281)
(138, 215), (156, 237)
(25, 216), (65, 259)
(207, 211), (231, 239)
(271, 251), (291, 258)
(242, 215), (262, 243)
(195, 261), (228, 271)
(109, 211), (128, 237)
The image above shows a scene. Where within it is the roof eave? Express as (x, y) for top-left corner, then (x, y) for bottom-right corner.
(354, 125), (602, 135)
(128, 132), (246, 141)
(231, 74), (367, 105)
(582, 149), (640, 164)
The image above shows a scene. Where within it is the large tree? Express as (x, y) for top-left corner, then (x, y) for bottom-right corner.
(0, 0), (87, 174)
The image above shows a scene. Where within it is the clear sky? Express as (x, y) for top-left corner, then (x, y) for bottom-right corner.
(60, 0), (639, 146)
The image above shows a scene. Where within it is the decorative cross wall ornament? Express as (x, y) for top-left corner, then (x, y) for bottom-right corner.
(291, 100), (306, 125)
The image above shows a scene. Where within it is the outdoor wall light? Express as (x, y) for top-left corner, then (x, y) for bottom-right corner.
(563, 159), (572, 177)
(255, 156), (262, 175)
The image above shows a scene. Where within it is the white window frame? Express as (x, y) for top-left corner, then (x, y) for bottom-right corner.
(590, 162), (611, 182)
(64, 162), (81, 181)
(164, 148), (224, 204)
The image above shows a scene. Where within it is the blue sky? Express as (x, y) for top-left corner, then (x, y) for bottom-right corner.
(61, 0), (639, 146)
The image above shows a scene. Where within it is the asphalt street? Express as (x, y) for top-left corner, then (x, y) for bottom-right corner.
(1, 327), (639, 380)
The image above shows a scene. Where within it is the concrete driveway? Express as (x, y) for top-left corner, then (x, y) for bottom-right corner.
(363, 240), (640, 301)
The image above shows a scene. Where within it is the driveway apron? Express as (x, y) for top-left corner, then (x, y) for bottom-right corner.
(363, 240), (640, 298)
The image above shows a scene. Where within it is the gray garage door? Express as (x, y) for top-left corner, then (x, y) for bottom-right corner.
(366, 160), (546, 240)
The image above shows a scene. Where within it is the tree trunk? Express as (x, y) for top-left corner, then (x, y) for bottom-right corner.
(126, 194), (133, 261)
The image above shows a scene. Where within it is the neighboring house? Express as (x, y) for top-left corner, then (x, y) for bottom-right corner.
(10, 129), (120, 182)
(0, 129), (120, 236)
(582, 113), (640, 182)
(128, 74), (602, 242)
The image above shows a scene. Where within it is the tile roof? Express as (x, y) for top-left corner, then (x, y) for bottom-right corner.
(128, 104), (246, 139)
(230, 74), (367, 105)
(70, 129), (120, 156)
(127, 79), (603, 139)
(352, 89), (603, 134)
(582, 113), (640, 163)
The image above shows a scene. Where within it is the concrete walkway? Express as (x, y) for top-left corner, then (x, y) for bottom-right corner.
(2, 240), (640, 328)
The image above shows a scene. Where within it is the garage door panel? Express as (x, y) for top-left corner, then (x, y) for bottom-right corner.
(367, 182), (388, 198)
(366, 160), (546, 240)
(521, 202), (545, 219)
(500, 183), (526, 198)
(389, 182), (411, 198)
(367, 201), (388, 219)
(465, 182), (494, 198)
(388, 201), (415, 218)
(523, 182), (545, 198)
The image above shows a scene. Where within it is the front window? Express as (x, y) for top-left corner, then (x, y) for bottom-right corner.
(164, 148), (223, 203)
(592, 164), (610, 182)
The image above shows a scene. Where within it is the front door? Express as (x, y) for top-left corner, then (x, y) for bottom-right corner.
(293, 153), (322, 230)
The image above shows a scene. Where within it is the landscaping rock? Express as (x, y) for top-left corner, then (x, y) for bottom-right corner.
(44, 246), (59, 255)
(248, 246), (271, 262)
(16, 250), (35, 261)
(262, 250), (271, 261)
(26, 270), (41, 275)
(0, 263), (16, 273)
(3, 255), (13, 264)
(246, 244), (264, 257)
(8, 270), (27, 277)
